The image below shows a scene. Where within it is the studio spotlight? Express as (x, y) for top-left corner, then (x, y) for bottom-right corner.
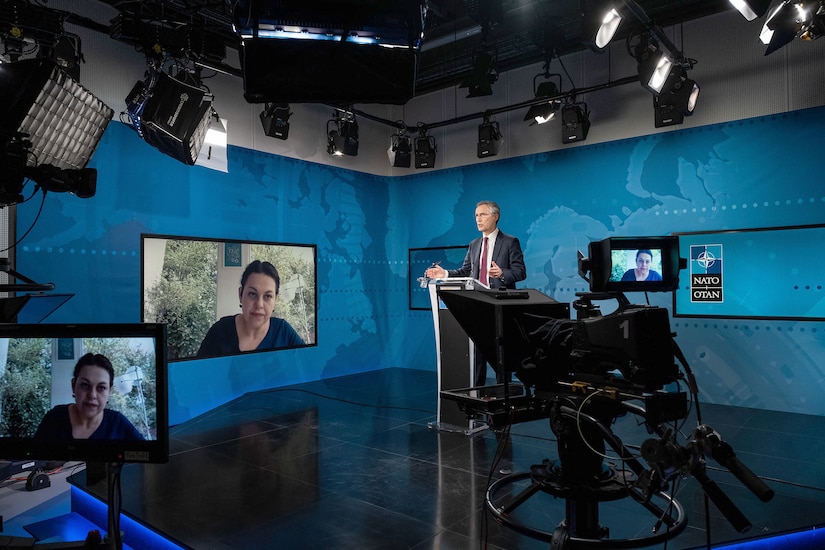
(260, 103), (291, 140)
(327, 112), (359, 157)
(596, 7), (623, 49)
(387, 132), (412, 168)
(653, 93), (684, 128)
(634, 35), (674, 94)
(477, 117), (503, 158)
(125, 69), (214, 165)
(524, 70), (562, 125)
(0, 58), (113, 172)
(760, 0), (825, 55)
(654, 68), (699, 127)
(561, 103), (591, 143)
(414, 131), (437, 169)
(729, 0), (772, 20)
(581, 0), (623, 50)
(670, 75), (700, 115)
(459, 51), (498, 98)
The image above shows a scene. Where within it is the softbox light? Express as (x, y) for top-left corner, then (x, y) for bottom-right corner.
(0, 58), (113, 171)
(127, 71), (213, 165)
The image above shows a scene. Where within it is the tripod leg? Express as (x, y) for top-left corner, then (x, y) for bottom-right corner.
(497, 479), (543, 515)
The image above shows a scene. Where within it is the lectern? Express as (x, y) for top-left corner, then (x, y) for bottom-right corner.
(426, 277), (488, 433)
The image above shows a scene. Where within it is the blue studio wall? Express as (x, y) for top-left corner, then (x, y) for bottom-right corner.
(16, 106), (825, 423)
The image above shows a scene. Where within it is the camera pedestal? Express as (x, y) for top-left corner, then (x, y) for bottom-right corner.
(485, 395), (688, 548)
(486, 461), (687, 549)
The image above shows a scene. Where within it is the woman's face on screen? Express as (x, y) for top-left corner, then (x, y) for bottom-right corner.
(72, 364), (111, 419)
(636, 252), (652, 276)
(239, 272), (278, 329)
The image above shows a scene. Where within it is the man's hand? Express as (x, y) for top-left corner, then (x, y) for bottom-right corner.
(425, 266), (448, 278)
(489, 261), (504, 280)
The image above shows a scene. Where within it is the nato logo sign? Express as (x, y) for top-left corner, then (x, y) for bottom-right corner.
(690, 244), (723, 302)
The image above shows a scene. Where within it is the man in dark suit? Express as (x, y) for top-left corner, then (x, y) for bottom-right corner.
(425, 200), (526, 385)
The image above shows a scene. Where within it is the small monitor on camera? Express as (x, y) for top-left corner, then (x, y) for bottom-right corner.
(583, 236), (682, 292)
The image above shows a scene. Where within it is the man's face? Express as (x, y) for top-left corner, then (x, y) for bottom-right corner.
(475, 205), (499, 234)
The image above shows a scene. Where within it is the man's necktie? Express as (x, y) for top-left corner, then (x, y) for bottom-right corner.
(479, 236), (488, 283)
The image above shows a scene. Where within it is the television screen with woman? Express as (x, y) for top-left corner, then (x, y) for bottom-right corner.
(0, 323), (168, 463)
(142, 234), (317, 360)
(582, 236), (683, 293)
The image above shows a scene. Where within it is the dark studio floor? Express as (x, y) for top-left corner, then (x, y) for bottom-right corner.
(71, 367), (825, 550)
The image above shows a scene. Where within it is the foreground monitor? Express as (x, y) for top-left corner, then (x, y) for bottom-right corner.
(585, 236), (683, 293)
(0, 323), (169, 463)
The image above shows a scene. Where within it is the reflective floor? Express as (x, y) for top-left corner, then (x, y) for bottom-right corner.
(74, 368), (825, 549)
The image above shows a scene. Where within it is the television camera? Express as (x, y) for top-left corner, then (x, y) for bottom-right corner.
(439, 236), (773, 548)
(0, 130), (97, 206)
